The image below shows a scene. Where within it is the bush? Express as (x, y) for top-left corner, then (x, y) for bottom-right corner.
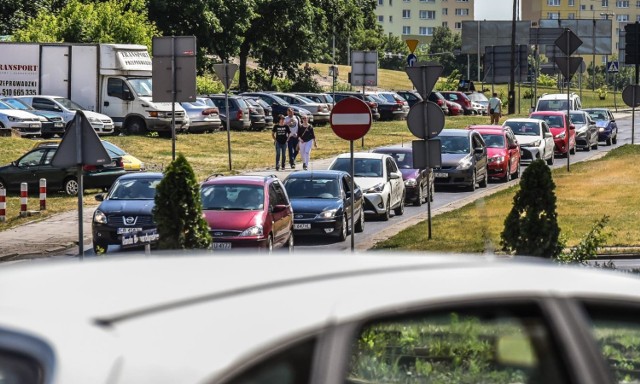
(197, 74), (224, 95)
(501, 160), (563, 258)
(556, 216), (610, 265)
(537, 74), (557, 87)
(153, 153), (212, 250)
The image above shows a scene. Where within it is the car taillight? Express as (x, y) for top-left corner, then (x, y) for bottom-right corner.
(367, 102), (378, 109)
(236, 110), (243, 119)
(437, 99), (444, 106)
(201, 108), (216, 115)
(392, 105), (401, 111)
(83, 165), (97, 171)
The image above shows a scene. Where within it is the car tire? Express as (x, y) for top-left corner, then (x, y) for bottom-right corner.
(415, 186), (423, 207)
(124, 117), (146, 135)
(381, 199), (390, 221)
(468, 171), (477, 192)
(584, 143), (591, 152)
(63, 177), (79, 196)
(612, 133), (618, 145)
(606, 137), (612, 146)
(513, 160), (520, 179)
(286, 231), (294, 253)
(546, 152), (554, 165)
(479, 168), (488, 188)
(502, 161), (512, 182)
(266, 234), (274, 254)
(93, 240), (109, 254)
(338, 217), (347, 241)
(394, 196), (405, 216)
(355, 210), (365, 233)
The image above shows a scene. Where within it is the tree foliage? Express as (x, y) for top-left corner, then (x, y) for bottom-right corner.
(12, 0), (158, 47)
(0, 0), (66, 36)
(153, 154), (212, 250)
(501, 160), (563, 258)
(427, 26), (469, 78)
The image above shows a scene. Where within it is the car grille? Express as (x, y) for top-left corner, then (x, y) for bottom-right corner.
(49, 116), (63, 122)
(101, 118), (112, 124)
(210, 230), (241, 237)
(294, 213), (317, 219)
(108, 215), (155, 226)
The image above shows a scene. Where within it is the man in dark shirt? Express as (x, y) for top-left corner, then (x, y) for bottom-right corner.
(272, 114), (290, 171)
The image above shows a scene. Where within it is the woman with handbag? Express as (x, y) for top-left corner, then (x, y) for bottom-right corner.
(298, 116), (318, 171)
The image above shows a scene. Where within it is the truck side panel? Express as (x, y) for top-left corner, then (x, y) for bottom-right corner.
(70, 45), (98, 111)
(0, 43), (40, 98)
(40, 45), (71, 100)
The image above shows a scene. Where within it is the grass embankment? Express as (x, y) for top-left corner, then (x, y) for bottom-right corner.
(375, 145), (640, 253)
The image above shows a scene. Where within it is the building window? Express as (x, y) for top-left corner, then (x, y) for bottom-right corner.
(602, 0), (609, 5)
(419, 27), (434, 35)
(378, 0), (383, 5)
(568, 12), (576, 18)
(455, 22), (462, 28)
(378, 15), (384, 22)
(389, 0), (392, 5)
(547, 0), (560, 5)
(402, 9), (411, 18)
(617, 13), (630, 20)
(403, 26), (411, 34)
(568, 0), (575, 5)
(442, 7), (448, 14)
(637, 14), (640, 20)
(456, 0), (469, 2)
(420, 10), (436, 19)
(636, 0), (640, 7)
(617, 0), (629, 7)
(455, 8), (469, 15)
(404, 0), (410, 2)
(442, 21), (448, 27)
(419, 0), (436, 2)
(389, 15), (393, 22)
(547, 12), (560, 19)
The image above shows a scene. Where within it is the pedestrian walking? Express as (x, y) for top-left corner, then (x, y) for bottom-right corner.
(298, 115), (318, 170)
(488, 93), (502, 125)
(284, 108), (300, 169)
(272, 114), (290, 171)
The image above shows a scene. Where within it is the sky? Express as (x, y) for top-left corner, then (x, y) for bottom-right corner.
(474, 0), (516, 21)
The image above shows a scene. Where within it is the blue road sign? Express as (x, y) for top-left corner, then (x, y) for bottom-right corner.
(407, 53), (417, 67)
(608, 61), (620, 73)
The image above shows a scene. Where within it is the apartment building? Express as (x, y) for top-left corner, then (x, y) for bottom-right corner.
(522, 0), (635, 67)
(374, 0), (475, 43)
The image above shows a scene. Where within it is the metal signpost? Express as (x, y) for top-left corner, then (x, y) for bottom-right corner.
(622, 85), (640, 144)
(608, 61), (619, 112)
(213, 61), (239, 171)
(330, 98), (372, 252)
(350, 51), (377, 148)
(405, 63), (444, 239)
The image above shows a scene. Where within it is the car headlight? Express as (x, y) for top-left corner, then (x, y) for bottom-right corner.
(88, 117), (100, 123)
(318, 209), (337, 219)
(365, 183), (385, 193)
(456, 155), (473, 170)
(554, 131), (565, 139)
(7, 116), (24, 122)
(488, 155), (505, 164)
(37, 116), (48, 122)
(239, 225), (263, 237)
(404, 178), (417, 187)
(598, 127), (605, 132)
(93, 210), (107, 224)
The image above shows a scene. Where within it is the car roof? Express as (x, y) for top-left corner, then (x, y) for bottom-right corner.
(284, 170), (347, 179)
(438, 128), (472, 136)
(504, 118), (543, 123)
(539, 93), (578, 100)
(115, 172), (163, 181)
(468, 126), (508, 134)
(371, 146), (411, 154)
(201, 175), (274, 186)
(530, 110), (566, 115)
(335, 152), (388, 159)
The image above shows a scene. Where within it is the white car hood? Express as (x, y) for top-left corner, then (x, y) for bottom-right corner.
(0, 109), (39, 119)
(515, 135), (540, 145)
(83, 110), (113, 121)
(139, 96), (185, 112)
(354, 177), (385, 190)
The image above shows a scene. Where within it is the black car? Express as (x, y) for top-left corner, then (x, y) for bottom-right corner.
(244, 96), (274, 129)
(396, 90), (422, 108)
(1, 97), (66, 138)
(367, 93), (405, 121)
(92, 172), (163, 253)
(372, 146), (434, 206)
(240, 96), (267, 131)
(240, 92), (314, 123)
(283, 170), (364, 241)
(0, 144), (126, 195)
(332, 92), (381, 121)
(199, 94), (251, 130)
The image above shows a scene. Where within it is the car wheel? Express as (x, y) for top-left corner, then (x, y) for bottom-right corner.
(338, 217), (347, 241)
(468, 171), (477, 192)
(479, 168), (488, 188)
(584, 143), (591, 152)
(266, 234), (274, 254)
(546, 151), (554, 165)
(124, 117), (146, 135)
(93, 240), (109, 254)
(381, 199), (390, 221)
(63, 177), (79, 196)
(592, 139), (598, 150)
(513, 160), (521, 179)
(502, 161), (512, 182)
(612, 133), (618, 145)
(394, 196), (405, 216)
(415, 186), (423, 207)
(606, 136), (612, 146)
(355, 210), (365, 233)
(286, 231), (294, 253)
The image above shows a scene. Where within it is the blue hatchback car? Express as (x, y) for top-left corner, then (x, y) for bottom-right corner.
(91, 172), (163, 253)
(584, 108), (618, 146)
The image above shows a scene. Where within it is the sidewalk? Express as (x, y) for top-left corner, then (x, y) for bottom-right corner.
(0, 154), (337, 261)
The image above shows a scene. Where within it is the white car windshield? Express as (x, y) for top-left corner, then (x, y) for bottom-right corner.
(331, 158), (383, 178)
(129, 78), (153, 97)
(53, 97), (86, 111)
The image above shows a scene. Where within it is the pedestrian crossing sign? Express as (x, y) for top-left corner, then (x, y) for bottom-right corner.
(607, 61), (619, 73)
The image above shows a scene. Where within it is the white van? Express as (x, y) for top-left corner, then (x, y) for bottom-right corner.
(535, 93), (582, 112)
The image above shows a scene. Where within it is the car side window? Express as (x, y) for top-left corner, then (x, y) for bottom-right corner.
(32, 98), (57, 111)
(347, 303), (571, 384)
(107, 78), (127, 99)
(542, 122), (550, 135)
(272, 181), (289, 206)
(342, 176), (351, 194)
(387, 157), (398, 174)
(0, 350), (44, 384)
(18, 150), (46, 167)
(472, 133), (484, 150)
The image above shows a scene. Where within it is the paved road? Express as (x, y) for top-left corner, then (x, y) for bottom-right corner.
(0, 111), (636, 262)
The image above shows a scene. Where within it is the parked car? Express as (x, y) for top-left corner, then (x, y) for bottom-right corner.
(468, 125), (521, 182)
(396, 90), (422, 108)
(0, 99), (41, 138)
(439, 91), (475, 115)
(584, 107), (618, 145)
(3, 256), (640, 383)
(91, 172), (163, 253)
(33, 139), (145, 172)
(0, 143), (126, 195)
(13, 95), (115, 135)
(433, 128), (488, 191)
(271, 92), (330, 125)
(1, 97), (65, 138)
(503, 118), (555, 165)
(296, 92), (335, 111)
(445, 99), (462, 116)
(372, 145), (434, 206)
(245, 96), (274, 128)
(367, 93), (407, 121)
(535, 92), (582, 112)
(428, 91), (450, 115)
(529, 110), (577, 157)
(240, 92), (314, 123)
(179, 101), (222, 133)
(331, 92), (381, 121)
(241, 96), (268, 130)
(466, 92), (490, 115)
(569, 110), (599, 151)
(200, 175), (294, 252)
(329, 152), (405, 221)
(199, 94), (251, 130)
(367, 91), (410, 119)
(283, 170), (364, 241)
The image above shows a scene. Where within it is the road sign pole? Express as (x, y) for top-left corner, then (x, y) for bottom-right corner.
(225, 61), (232, 171)
(566, 32), (571, 172)
(633, 86), (636, 145)
(350, 140), (355, 252)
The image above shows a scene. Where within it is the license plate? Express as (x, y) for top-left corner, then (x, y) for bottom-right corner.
(434, 172), (448, 178)
(212, 242), (232, 250)
(117, 227), (142, 234)
(294, 223), (311, 230)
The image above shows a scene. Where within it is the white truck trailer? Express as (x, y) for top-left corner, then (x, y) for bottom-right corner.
(0, 42), (188, 134)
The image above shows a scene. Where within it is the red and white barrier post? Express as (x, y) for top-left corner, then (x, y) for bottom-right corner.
(39, 178), (46, 211)
(0, 187), (5, 222)
(20, 182), (27, 217)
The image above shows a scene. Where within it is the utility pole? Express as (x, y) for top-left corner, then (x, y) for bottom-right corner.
(508, 0), (517, 114)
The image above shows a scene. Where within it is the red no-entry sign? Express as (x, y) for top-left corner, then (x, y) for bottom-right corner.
(330, 97), (372, 141)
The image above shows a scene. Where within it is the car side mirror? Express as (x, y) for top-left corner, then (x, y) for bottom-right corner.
(544, 132), (552, 138)
(509, 143), (518, 150)
(389, 172), (400, 180)
(123, 88), (134, 101)
(95, 193), (105, 202)
(474, 147), (484, 154)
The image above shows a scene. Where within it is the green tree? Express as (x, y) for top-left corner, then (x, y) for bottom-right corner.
(501, 160), (563, 258)
(0, 0), (65, 36)
(13, 0), (158, 47)
(379, 33), (409, 71)
(153, 154), (212, 250)
(427, 26), (466, 77)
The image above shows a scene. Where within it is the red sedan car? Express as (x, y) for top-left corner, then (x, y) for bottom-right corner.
(529, 110), (576, 157)
(468, 125), (521, 182)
